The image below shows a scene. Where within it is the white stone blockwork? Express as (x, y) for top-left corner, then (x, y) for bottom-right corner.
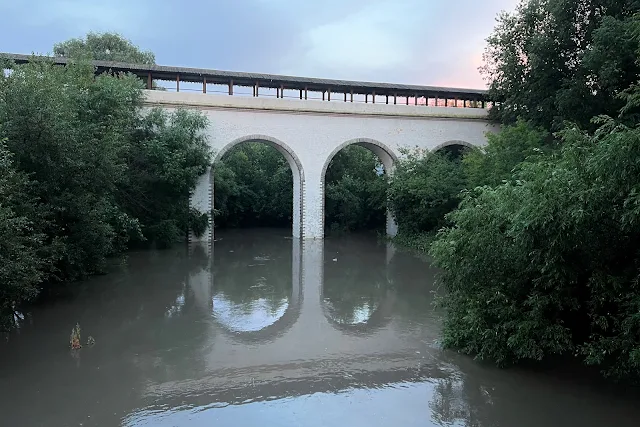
(143, 90), (497, 240)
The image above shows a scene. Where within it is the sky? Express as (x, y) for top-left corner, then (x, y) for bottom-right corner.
(0, 0), (519, 89)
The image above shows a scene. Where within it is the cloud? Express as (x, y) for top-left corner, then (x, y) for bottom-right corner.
(278, 0), (520, 87)
(5, 0), (143, 37)
(0, 0), (522, 88)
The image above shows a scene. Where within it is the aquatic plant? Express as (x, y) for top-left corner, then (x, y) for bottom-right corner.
(69, 323), (81, 349)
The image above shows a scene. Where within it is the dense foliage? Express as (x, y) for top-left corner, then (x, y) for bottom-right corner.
(213, 144), (387, 232)
(213, 143), (294, 228)
(0, 141), (49, 330)
(427, 0), (640, 381)
(0, 56), (210, 326)
(324, 146), (387, 233)
(53, 32), (156, 64)
(484, 0), (640, 131)
(388, 149), (467, 236)
(124, 108), (211, 247)
(431, 116), (640, 378)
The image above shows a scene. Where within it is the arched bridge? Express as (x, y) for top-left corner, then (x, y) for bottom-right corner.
(1, 53), (497, 240)
(148, 90), (496, 240)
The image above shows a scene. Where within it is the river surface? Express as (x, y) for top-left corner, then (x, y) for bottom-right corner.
(1, 229), (639, 426)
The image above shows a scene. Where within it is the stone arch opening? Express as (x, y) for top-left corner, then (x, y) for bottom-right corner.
(211, 134), (304, 239)
(321, 138), (398, 237)
(432, 140), (475, 159)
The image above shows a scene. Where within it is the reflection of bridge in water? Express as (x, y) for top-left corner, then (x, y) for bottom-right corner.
(172, 233), (440, 404)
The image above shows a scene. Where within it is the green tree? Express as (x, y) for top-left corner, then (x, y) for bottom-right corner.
(213, 143), (293, 228)
(53, 32), (156, 64)
(325, 146), (387, 233)
(463, 120), (549, 188)
(0, 141), (50, 329)
(430, 114), (640, 379)
(123, 108), (212, 247)
(483, 0), (640, 131)
(0, 58), (143, 280)
(388, 149), (466, 235)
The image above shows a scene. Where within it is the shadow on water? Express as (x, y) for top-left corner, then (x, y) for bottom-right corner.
(0, 228), (639, 427)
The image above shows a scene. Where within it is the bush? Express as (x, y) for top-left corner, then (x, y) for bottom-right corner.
(430, 117), (640, 379)
(213, 144), (388, 233)
(0, 57), (212, 325)
(388, 149), (466, 235)
(325, 146), (387, 233)
(213, 143), (293, 228)
(0, 58), (143, 280)
(0, 141), (50, 329)
(123, 108), (212, 247)
(463, 120), (549, 188)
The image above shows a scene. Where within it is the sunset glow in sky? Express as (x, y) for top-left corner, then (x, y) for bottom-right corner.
(1, 0), (520, 89)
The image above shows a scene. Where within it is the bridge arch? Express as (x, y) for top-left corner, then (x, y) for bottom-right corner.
(321, 138), (399, 236)
(214, 134), (305, 181)
(321, 138), (398, 180)
(212, 134), (304, 238)
(432, 139), (476, 157)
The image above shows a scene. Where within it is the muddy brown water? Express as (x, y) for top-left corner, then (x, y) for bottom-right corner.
(1, 229), (638, 426)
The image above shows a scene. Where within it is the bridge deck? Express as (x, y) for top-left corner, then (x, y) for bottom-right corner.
(1, 52), (488, 107)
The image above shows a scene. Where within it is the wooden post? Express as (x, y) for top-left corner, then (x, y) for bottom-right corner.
(344, 92), (347, 102)
(454, 97), (458, 107)
(414, 94), (417, 106)
(280, 85), (284, 98)
(372, 91), (375, 104)
(255, 82), (259, 97)
(386, 95), (389, 104)
(350, 90), (353, 102)
(463, 99), (466, 108)
(394, 93), (397, 105)
(481, 100), (486, 109)
(276, 87), (280, 98)
(405, 96), (409, 105)
(328, 88), (331, 101)
(435, 95), (438, 106)
(176, 74), (180, 92)
(300, 89), (303, 99)
(147, 72), (152, 90)
(253, 85), (256, 97)
(203, 78), (207, 93)
(365, 94), (368, 103)
(445, 98), (448, 107)
(322, 91), (325, 101)
(229, 80), (233, 95)
(304, 87), (308, 100)
(425, 96), (428, 106)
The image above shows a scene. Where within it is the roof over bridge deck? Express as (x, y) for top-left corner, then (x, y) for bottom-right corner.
(0, 52), (488, 103)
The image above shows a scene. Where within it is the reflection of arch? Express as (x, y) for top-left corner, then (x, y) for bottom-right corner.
(211, 134), (304, 238)
(321, 137), (398, 180)
(321, 289), (396, 336)
(211, 239), (303, 344)
(321, 138), (398, 236)
(320, 236), (395, 335)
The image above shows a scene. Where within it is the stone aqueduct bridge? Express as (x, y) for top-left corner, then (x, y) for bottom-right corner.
(3, 53), (497, 240)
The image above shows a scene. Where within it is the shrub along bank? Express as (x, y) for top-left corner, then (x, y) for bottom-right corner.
(0, 56), (211, 329)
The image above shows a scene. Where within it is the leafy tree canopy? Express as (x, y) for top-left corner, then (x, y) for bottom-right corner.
(483, 0), (640, 131)
(53, 32), (156, 64)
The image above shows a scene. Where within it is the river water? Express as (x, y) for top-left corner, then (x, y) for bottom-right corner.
(1, 229), (639, 426)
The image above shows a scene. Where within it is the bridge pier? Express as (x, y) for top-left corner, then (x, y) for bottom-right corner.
(301, 172), (325, 239)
